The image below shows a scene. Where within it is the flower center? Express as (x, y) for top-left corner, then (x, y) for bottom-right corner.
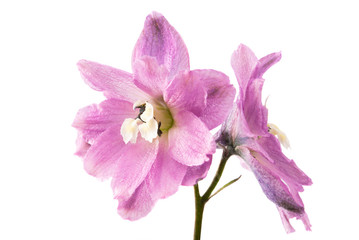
(120, 99), (173, 144)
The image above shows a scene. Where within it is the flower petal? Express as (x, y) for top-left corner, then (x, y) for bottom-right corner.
(243, 78), (268, 136)
(133, 56), (169, 97)
(277, 207), (312, 233)
(164, 71), (207, 116)
(116, 181), (154, 221)
(146, 139), (187, 200)
(111, 138), (159, 200)
(77, 60), (150, 102)
(188, 70), (236, 130)
(168, 111), (215, 166)
(252, 52), (282, 79)
(256, 134), (312, 187)
(181, 157), (212, 186)
(73, 99), (135, 155)
(231, 44), (258, 98)
(83, 125), (126, 179)
(237, 146), (311, 232)
(132, 12), (190, 79)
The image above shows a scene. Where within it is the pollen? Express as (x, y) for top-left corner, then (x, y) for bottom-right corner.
(268, 123), (290, 149)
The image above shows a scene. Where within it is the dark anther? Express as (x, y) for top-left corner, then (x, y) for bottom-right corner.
(157, 122), (162, 137)
(268, 126), (271, 132)
(135, 103), (146, 122)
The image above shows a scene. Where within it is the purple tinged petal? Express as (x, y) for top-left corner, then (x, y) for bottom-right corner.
(243, 78), (268, 136)
(237, 146), (310, 232)
(133, 56), (169, 97)
(189, 70), (236, 130)
(252, 52), (282, 79)
(77, 60), (150, 102)
(111, 138), (159, 200)
(278, 207), (312, 233)
(181, 157), (212, 186)
(168, 111), (215, 166)
(164, 71), (207, 116)
(231, 44), (258, 98)
(132, 12), (190, 79)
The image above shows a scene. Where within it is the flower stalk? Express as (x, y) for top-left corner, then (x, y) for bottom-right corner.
(193, 147), (233, 240)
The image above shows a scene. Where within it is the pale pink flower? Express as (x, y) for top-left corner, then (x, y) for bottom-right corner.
(216, 44), (312, 233)
(73, 12), (235, 220)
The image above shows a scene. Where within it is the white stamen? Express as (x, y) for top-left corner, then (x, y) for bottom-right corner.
(121, 118), (141, 144)
(138, 118), (158, 143)
(121, 101), (159, 144)
(268, 123), (290, 149)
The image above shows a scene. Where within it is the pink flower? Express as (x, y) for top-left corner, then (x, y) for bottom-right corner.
(73, 12), (236, 220)
(216, 44), (312, 233)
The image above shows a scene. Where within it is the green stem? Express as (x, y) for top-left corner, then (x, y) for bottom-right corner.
(193, 147), (233, 240)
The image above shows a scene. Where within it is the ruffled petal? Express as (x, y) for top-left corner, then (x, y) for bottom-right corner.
(236, 146), (311, 232)
(146, 139), (187, 200)
(256, 134), (312, 187)
(77, 60), (150, 102)
(133, 56), (169, 97)
(132, 12), (190, 79)
(116, 139), (187, 221)
(168, 110), (215, 166)
(231, 44), (258, 98)
(83, 125), (126, 179)
(73, 99), (135, 157)
(116, 181), (154, 221)
(189, 70), (236, 130)
(111, 138), (159, 200)
(243, 78), (268, 136)
(181, 157), (212, 186)
(164, 71), (207, 116)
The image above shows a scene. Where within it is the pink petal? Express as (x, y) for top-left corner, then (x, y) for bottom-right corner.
(237, 146), (311, 232)
(116, 139), (187, 221)
(116, 181), (154, 221)
(83, 125), (126, 179)
(256, 134), (312, 187)
(73, 99), (134, 157)
(190, 70), (236, 130)
(168, 110), (215, 166)
(132, 12), (190, 79)
(181, 157), (212, 186)
(145, 139), (187, 200)
(215, 99), (255, 147)
(111, 138), (159, 200)
(133, 56), (169, 97)
(77, 60), (150, 102)
(74, 132), (91, 157)
(164, 71), (207, 116)
(252, 52), (282, 79)
(278, 207), (312, 233)
(243, 78), (268, 136)
(231, 44), (258, 98)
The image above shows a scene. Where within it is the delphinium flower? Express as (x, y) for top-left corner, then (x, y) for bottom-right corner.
(216, 44), (312, 233)
(73, 12), (235, 220)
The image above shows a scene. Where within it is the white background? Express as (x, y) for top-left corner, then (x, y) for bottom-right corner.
(1, 0), (358, 239)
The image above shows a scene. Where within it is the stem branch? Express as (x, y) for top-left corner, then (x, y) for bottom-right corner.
(193, 147), (233, 240)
